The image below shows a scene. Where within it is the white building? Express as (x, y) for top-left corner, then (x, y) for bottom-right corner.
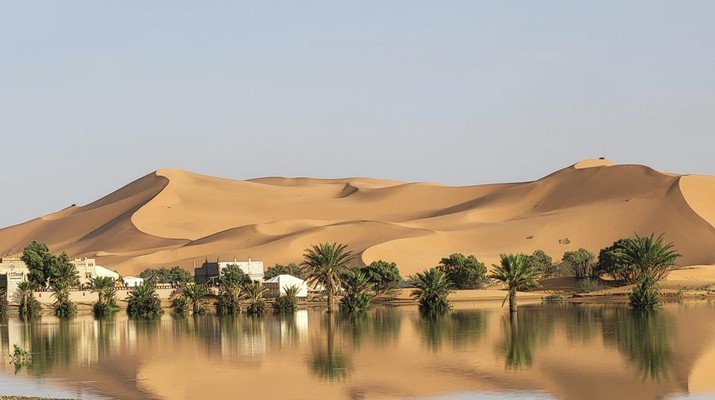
(219, 258), (264, 282)
(264, 274), (308, 298)
(0, 257), (30, 304)
(72, 258), (120, 285)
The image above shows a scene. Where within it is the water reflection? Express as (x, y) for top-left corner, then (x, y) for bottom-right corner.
(309, 315), (352, 381)
(415, 310), (486, 352)
(602, 309), (675, 381)
(0, 304), (704, 400)
(497, 312), (553, 369)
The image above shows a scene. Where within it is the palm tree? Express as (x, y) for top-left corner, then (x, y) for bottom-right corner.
(89, 276), (116, 305)
(302, 242), (355, 313)
(615, 233), (680, 282)
(244, 281), (268, 316)
(490, 253), (541, 313)
(182, 283), (209, 315)
(339, 270), (372, 313)
(126, 282), (163, 318)
(273, 284), (300, 314)
(17, 281), (40, 318)
(410, 268), (454, 314)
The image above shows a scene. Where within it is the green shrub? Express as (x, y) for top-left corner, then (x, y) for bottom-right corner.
(273, 285), (300, 314)
(630, 277), (660, 310)
(126, 283), (163, 318)
(436, 253), (487, 289)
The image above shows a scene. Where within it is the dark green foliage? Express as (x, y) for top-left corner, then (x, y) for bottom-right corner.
(170, 295), (189, 316)
(22, 241), (79, 289)
(273, 285), (300, 314)
(436, 253), (487, 289)
(22, 241), (54, 288)
(616, 233), (681, 283)
(139, 266), (192, 285)
(126, 282), (163, 318)
(630, 276), (660, 310)
(597, 234), (680, 284)
(215, 281), (242, 316)
(594, 239), (631, 280)
(51, 287), (76, 317)
(89, 276), (119, 318)
(302, 242), (355, 313)
(361, 260), (402, 294)
(244, 281), (268, 316)
(411, 268), (453, 314)
(561, 248), (596, 279)
(528, 250), (557, 277)
(183, 284), (209, 315)
(264, 263), (305, 280)
(491, 253), (542, 313)
(17, 281), (41, 319)
(339, 270), (371, 313)
(221, 264), (252, 286)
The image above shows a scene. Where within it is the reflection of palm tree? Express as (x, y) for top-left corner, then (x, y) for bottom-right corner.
(602, 309), (674, 381)
(416, 310), (487, 352)
(497, 312), (552, 369)
(310, 315), (352, 381)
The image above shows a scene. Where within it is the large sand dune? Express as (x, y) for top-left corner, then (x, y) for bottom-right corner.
(1, 159), (714, 276)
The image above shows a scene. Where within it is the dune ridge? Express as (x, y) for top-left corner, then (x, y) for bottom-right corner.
(0, 159), (714, 276)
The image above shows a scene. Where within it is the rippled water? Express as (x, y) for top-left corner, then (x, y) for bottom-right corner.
(2, 302), (715, 399)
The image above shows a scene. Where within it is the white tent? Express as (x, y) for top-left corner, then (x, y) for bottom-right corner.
(264, 274), (308, 298)
(95, 265), (120, 279)
(123, 276), (144, 287)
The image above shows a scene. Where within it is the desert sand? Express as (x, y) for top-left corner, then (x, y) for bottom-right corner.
(0, 159), (713, 277)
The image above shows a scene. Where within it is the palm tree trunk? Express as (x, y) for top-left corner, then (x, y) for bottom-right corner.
(509, 288), (517, 313)
(327, 289), (334, 313)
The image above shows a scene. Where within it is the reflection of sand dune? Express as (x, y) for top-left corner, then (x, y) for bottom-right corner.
(0, 159), (714, 276)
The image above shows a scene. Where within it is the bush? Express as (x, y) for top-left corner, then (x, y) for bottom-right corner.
(528, 250), (556, 276)
(126, 283), (163, 318)
(561, 249), (596, 280)
(170, 295), (190, 316)
(0, 288), (8, 316)
(411, 268), (453, 314)
(598, 234), (680, 284)
(436, 253), (487, 289)
(361, 260), (402, 294)
(52, 289), (77, 318)
(273, 285), (300, 314)
(93, 302), (120, 318)
(339, 270), (372, 313)
(630, 277), (660, 310)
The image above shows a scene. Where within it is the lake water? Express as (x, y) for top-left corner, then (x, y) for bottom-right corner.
(2, 301), (715, 400)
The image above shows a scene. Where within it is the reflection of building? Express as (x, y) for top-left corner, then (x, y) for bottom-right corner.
(264, 275), (308, 298)
(0, 257), (30, 304)
(72, 258), (120, 285)
(195, 258), (264, 284)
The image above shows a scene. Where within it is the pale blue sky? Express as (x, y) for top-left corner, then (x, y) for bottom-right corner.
(1, 1), (714, 227)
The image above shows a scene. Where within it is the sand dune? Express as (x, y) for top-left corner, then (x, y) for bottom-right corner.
(0, 159), (714, 276)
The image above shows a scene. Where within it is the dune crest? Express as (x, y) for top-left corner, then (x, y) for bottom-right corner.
(0, 162), (714, 276)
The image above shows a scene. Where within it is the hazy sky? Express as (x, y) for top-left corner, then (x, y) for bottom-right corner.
(1, 1), (714, 227)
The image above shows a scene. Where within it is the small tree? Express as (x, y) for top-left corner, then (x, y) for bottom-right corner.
(273, 285), (300, 314)
(265, 263), (305, 280)
(561, 249), (596, 280)
(491, 253), (541, 313)
(216, 276), (243, 316)
(51, 286), (76, 318)
(17, 281), (41, 319)
(222, 264), (252, 286)
(630, 276), (660, 310)
(126, 282), (163, 318)
(361, 260), (402, 294)
(411, 268), (453, 314)
(528, 250), (556, 277)
(244, 281), (267, 316)
(436, 253), (487, 289)
(89, 277), (119, 317)
(339, 270), (371, 313)
(21, 241), (55, 288)
(615, 233), (680, 282)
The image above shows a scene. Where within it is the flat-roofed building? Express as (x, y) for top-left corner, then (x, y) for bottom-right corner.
(195, 258), (264, 284)
(0, 257), (30, 304)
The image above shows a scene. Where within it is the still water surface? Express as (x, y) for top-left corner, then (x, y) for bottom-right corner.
(2, 302), (715, 400)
